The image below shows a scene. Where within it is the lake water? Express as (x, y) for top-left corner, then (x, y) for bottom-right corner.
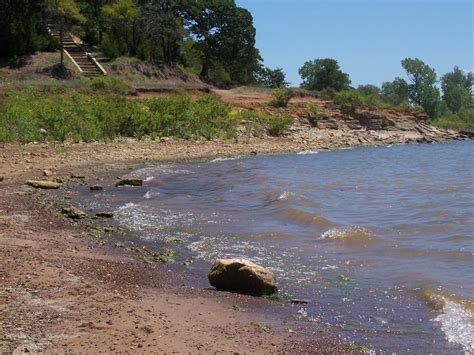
(86, 141), (473, 352)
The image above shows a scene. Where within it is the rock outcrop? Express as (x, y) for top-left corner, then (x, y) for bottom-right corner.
(208, 259), (277, 296)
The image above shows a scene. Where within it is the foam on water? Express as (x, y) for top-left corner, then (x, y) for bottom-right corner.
(297, 150), (319, 155)
(433, 300), (474, 352)
(320, 226), (377, 245)
(211, 156), (240, 162)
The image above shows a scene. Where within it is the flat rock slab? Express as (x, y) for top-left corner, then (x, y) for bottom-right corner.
(26, 180), (61, 189)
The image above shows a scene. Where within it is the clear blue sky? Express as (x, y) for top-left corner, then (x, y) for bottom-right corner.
(236, 0), (473, 87)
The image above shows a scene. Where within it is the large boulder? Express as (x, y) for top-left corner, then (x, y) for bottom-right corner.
(208, 259), (277, 296)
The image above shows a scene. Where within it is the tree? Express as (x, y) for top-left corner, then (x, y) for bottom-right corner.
(256, 66), (288, 88)
(381, 77), (410, 106)
(182, 0), (260, 85)
(0, 0), (50, 59)
(298, 58), (351, 91)
(401, 58), (440, 117)
(441, 66), (473, 113)
(357, 84), (380, 96)
(77, 0), (110, 45)
(138, 0), (183, 65)
(101, 0), (138, 58)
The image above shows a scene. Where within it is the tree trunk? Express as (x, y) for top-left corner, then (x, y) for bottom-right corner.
(200, 55), (209, 79)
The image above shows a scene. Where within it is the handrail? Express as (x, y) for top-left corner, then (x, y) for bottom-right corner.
(63, 49), (83, 73)
(87, 53), (107, 76)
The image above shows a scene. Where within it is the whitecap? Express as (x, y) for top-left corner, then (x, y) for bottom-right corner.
(211, 156), (239, 162)
(278, 191), (295, 200)
(297, 150), (319, 155)
(144, 190), (160, 199)
(433, 299), (474, 352)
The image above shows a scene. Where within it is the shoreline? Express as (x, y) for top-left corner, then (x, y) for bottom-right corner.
(0, 137), (468, 353)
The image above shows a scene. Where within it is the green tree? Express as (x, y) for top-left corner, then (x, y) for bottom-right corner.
(357, 84), (380, 96)
(182, 0), (260, 85)
(256, 66), (288, 88)
(139, 0), (183, 65)
(401, 58), (440, 117)
(441, 66), (473, 113)
(0, 0), (51, 58)
(298, 58), (351, 91)
(101, 0), (139, 58)
(77, 0), (110, 45)
(381, 77), (410, 106)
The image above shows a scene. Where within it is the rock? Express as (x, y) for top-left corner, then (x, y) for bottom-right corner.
(115, 178), (143, 187)
(71, 174), (85, 179)
(90, 185), (103, 191)
(208, 259), (277, 296)
(290, 299), (311, 305)
(0, 176), (4, 182)
(26, 180), (61, 189)
(43, 169), (53, 177)
(96, 212), (114, 218)
(160, 137), (171, 143)
(61, 206), (87, 219)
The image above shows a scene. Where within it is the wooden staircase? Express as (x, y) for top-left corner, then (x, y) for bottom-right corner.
(50, 28), (106, 78)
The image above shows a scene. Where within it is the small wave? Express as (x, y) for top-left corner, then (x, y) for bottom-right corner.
(211, 156), (239, 162)
(441, 235), (472, 242)
(278, 191), (296, 200)
(278, 208), (335, 228)
(297, 150), (319, 155)
(117, 202), (136, 211)
(144, 176), (155, 182)
(319, 226), (377, 245)
(419, 290), (474, 352)
(144, 190), (160, 199)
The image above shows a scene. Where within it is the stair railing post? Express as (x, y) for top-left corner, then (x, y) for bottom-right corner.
(60, 23), (64, 66)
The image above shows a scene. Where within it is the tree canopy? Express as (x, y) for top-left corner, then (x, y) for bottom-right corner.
(441, 66), (473, 113)
(299, 58), (351, 91)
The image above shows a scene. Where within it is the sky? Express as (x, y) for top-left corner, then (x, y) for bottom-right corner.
(235, 0), (473, 87)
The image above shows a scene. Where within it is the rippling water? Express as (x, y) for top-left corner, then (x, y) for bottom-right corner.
(85, 141), (474, 352)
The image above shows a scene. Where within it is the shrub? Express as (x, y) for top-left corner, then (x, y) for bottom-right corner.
(267, 115), (293, 136)
(270, 88), (294, 108)
(319, 87), (336, 100)
(334, 89), (366, 114)
(101, 33), (121, 59)
(433, 108), (474, 132)
(231, 109), (293, 137)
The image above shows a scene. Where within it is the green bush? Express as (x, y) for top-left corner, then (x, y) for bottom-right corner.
(433, 108), (474, 131)
(0, 88), (295, 143)
(232, 109), (293, 137)
(334, 89), (366, 114)
(101, 33), (121, 59)
(270, 88), (294, 108)
(0, 89), (240, 143)
(319, 87), (336, 100)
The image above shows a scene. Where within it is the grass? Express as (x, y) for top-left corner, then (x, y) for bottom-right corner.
(0, 87), (293, 143)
